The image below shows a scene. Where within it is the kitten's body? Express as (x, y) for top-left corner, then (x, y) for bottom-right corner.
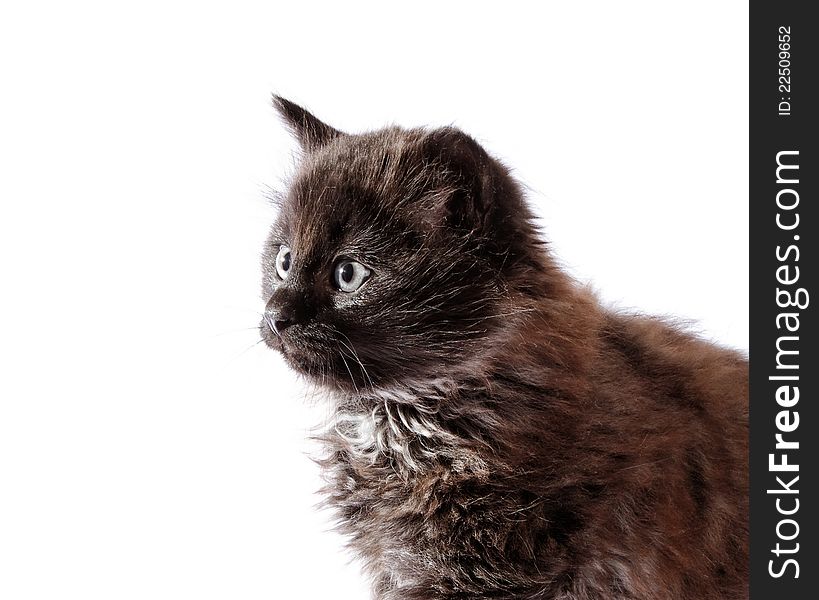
(261, 98), (748, 599)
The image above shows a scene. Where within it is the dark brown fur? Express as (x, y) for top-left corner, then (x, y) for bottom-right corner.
(260, 97), (748, 599)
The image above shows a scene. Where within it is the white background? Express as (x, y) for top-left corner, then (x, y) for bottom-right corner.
(0, 2), (747, 599)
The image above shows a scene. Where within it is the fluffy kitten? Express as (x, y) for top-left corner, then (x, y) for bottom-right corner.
(260, 97), (748, 600)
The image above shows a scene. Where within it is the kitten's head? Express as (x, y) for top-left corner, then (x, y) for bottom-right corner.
(261, 97), (547, 391)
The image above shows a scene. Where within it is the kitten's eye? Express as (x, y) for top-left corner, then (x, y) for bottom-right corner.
(334, 259), (371, 293)
(275, 245), (292, 280)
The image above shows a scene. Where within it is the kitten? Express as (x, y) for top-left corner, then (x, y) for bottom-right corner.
(260, 96), (748, 600)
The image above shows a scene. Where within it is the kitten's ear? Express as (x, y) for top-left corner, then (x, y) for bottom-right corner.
(421, 127), (497, 232)
(272, 95), (342, 151)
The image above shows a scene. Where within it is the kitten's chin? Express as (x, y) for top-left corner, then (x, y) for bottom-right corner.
(280, 347), (320, 377)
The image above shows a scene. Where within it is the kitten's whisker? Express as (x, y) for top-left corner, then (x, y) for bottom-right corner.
(211, 326), (266, 339)
(223, 337), (265, 367)
(340, 345), (372, 391)
(264, 314), (281, 338)
(335, 331), (374, 390)
(338, 350), (360, 394)
(221, 304), (264, 317)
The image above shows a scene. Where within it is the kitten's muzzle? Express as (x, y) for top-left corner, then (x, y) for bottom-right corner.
(264, 291), (305, 335)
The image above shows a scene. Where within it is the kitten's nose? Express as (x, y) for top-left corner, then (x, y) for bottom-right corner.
(264, 306), (296, 334)
(264, 293), (305, 334)
(272, 313), (294, 333)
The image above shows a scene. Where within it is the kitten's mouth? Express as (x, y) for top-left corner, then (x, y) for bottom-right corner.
(259, 319), (328, 375)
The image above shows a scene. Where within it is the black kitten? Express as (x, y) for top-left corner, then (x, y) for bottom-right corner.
(260, 97), (748, 600)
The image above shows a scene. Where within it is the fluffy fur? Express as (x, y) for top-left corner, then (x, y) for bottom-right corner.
(260, 96), (748, 599)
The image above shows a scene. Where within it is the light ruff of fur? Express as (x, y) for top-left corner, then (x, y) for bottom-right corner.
(329, 377), (485, 475)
